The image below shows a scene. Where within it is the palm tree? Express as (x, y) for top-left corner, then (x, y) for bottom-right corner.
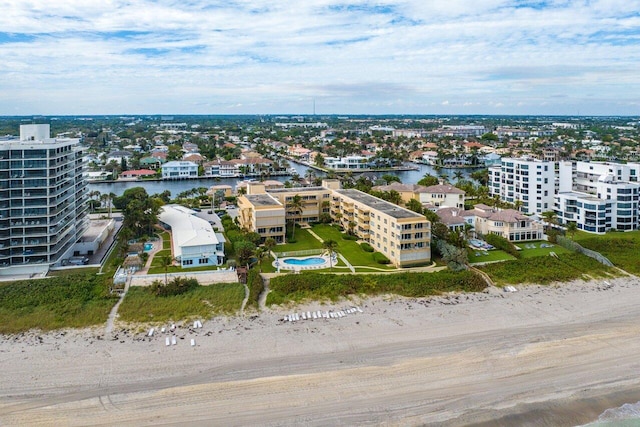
(541, 210), (558, 233)
(514, 199), (523, 212)
(286, 194), (304, 240)
(322, 239), (338, 271)
(255, 247), (267, 272)
(347, 221), (356, 236)
(453, 171), (464, 184)
(264, 237), (277, 254)
(159, 254), (175, 285)
(566, 221), (578, 240)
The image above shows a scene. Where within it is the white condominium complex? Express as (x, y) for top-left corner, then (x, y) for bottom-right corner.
(0, 124), (88, 276)
(488, 157), (555, 215)
(556, 161), (639, 233)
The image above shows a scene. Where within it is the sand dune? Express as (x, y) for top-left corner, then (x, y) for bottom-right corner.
(1, 277), (639, 426)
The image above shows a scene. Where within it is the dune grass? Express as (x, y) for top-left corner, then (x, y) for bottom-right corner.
(267, 270), (486, 305)
(573, 231), (640, 274)
(0, 273), (117, 334)
(118, 283), (244, 323)
(478, 253), (620, 286)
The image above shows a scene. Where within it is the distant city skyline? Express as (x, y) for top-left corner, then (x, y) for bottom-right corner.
(1, 1), (639, 116)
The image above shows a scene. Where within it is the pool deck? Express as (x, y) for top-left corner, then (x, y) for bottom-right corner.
(273, 254), (336, 272)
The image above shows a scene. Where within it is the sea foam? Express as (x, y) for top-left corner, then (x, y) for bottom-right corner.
(579, 401), (640, 426)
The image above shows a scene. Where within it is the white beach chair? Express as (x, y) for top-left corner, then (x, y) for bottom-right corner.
(190, 339), (196, 347)
(165, 337), (170, 346)
(357, 306), (363, 313)
(307, 311), (311, 319)
(161, 327), (166, 333)
(193, 321), (198, 329)
(302, 313), (307, 320)
(172, 336), (177, 345)
(312, 312), (317, 319)
(148, 328), (154, 337)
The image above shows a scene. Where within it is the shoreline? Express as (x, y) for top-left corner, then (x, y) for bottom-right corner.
(1, 277), (639, 426)
(453, 387), (640, 427)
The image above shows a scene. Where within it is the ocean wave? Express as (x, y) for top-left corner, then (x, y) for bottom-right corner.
(579, 401), (640, 426)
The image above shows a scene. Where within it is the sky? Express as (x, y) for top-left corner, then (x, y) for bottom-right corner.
(1, 0), (639, 116)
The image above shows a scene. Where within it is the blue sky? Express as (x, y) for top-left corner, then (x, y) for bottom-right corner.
(1, 0), (639, 115)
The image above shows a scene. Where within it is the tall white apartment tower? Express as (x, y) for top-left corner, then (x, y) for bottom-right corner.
(555, 161), (639, 233)
(0, 124), (89, 276)
(488, 157), (556, 215)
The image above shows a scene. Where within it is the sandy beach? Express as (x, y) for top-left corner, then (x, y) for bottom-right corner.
(1, 276), (639, 426)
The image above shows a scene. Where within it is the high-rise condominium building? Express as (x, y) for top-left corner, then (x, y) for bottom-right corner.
(0, 124), (88, 276)
(488, 157), (555, 215)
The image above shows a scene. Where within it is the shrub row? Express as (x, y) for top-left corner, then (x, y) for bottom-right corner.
(246, 268), (264, 309)
(267, 271), (487, 305)
(360, 242), (374, 252)
(485, 234), (521, 258)
(150, 277), (199, 297)
(373, 252), (390, 264)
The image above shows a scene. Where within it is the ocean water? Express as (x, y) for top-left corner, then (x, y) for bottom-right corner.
(579, 401), (640, 426)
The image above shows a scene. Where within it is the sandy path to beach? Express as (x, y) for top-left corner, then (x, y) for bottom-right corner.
(0, 277), (639, 426)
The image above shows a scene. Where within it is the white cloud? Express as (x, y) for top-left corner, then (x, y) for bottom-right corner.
(0, 0), (639, 114)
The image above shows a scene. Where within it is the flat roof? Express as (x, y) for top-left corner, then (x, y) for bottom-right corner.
(80, 219), (113, 242)
(245, 194), (282, 207)
(268, 186), (327, 193)
(558, 191), (606, 202)
(335, 189), (425, 220)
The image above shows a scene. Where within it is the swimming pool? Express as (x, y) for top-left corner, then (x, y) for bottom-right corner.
(282, 257), (325, 266)
(274, 255), (332, 271)
(144, 243), (153, 251)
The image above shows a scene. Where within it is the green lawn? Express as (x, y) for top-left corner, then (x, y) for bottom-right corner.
(573, 230), (640, 274)
(119, 283), (244, 323)
(276, 226), (324, 252)
(515, 241), (571, 258)
(468, 249), (516, 263)
(150, 249), (172, 266)
(160, 231), (171, 249)
(311, 224), (396, 269)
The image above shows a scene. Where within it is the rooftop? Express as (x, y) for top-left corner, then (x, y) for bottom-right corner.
(335, 189), (425, 220)
(268, 186), (327, 193)
(245, 194), (282, 207)
(158, 205), (224, 259)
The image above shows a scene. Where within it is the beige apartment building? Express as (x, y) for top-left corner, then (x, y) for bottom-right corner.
(237, 185), (286, 243)
(237, 180), (431, 267)
(332, 189), (431, 267)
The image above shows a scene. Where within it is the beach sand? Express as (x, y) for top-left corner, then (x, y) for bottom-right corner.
(0, 276), (639, 426)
